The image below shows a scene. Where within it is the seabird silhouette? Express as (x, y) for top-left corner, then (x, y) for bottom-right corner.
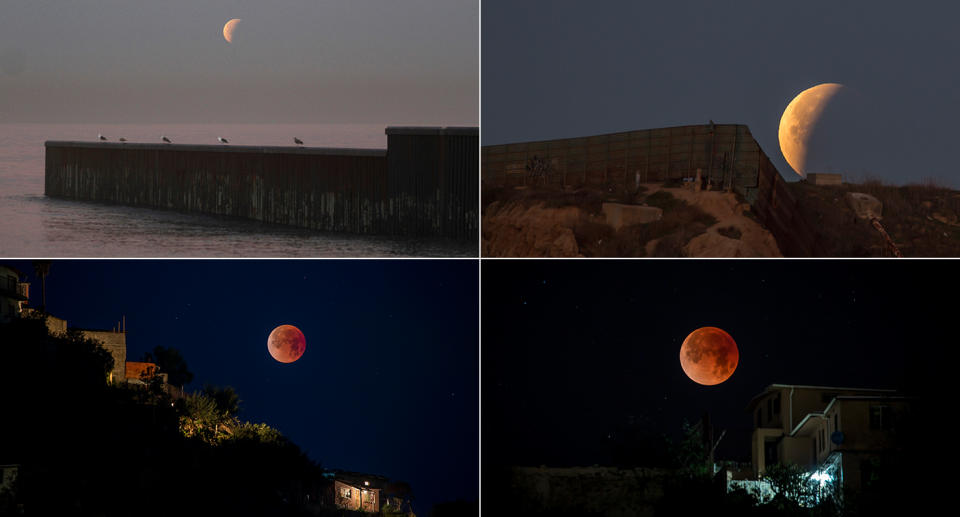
(118, 137), (127, 143)
(294, 137), (303, 146)
(162, 135), (171, 144)
(98, 134), (106, 141)
(218, 137), (229, 144)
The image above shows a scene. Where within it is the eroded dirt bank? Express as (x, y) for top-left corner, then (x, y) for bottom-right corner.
(482, 184), (782, 257)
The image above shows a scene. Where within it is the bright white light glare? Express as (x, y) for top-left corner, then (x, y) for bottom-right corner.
(810, 471), (833, 487)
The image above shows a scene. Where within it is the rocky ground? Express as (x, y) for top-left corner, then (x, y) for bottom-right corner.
(788, 181), (960, 257)
(483, 179), (960, 257)
(482, 183), (781, 257)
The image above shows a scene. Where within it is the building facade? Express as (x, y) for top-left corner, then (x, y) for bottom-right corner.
(327, 472), (384, 513)
(0, 266), (29, 325)
(1, 268), (167, 390)
(746, 384), (913, 494)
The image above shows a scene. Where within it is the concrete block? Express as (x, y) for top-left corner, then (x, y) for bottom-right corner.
(846, 192), (883, 220)
(807, 173), (842, 186)
(602, 202), (663, 230)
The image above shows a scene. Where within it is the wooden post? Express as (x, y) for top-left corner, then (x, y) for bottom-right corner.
(666, 130), (672, 180)
(645, 130), (651, 183)
(728, 126), (739, 191)
(707, 123), (716, 182)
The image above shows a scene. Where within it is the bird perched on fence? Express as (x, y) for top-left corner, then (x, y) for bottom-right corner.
(162, 135), (171, 144)
(218, 137), (229, 144)
(98, 134), (106, 141)
(294, 137), (303, 146)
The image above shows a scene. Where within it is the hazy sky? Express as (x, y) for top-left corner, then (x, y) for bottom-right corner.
(0, 0), (477, 124)
(483, 0), (960, 186)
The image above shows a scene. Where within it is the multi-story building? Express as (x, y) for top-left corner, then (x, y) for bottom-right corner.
(0, 265), (29, 324)
(745, 384), (913, 494)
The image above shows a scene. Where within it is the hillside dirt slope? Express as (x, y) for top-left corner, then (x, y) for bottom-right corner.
(482, 184), (781, 257)
(788, 181), (960, 257)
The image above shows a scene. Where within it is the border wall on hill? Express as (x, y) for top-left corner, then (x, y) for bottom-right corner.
(481, 124), (825, 256)
(45, 127), (477, 241)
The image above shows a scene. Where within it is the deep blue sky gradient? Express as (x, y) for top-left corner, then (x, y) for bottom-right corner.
(8, 259), (479, 514)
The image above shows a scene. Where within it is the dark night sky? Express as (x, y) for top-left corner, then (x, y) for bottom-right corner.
(482, 259), (951, 469)
(8, 259), (478, 515)
(482, 0), (960, 187)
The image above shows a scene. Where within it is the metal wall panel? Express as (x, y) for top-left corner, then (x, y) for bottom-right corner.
(45, 142), (396, 237)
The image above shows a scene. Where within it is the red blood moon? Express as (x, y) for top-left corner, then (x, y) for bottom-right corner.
(267, 325), (306, 363)
(679, 327), (739, 385)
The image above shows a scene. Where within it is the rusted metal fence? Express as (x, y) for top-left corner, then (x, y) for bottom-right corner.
(45, 126), (478, 240)
(482, 124), (769, 202)
(387, 127), (478, 239)
(482, 123), (825, 256)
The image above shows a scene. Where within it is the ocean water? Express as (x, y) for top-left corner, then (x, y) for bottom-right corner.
(0, 123), (477, 257)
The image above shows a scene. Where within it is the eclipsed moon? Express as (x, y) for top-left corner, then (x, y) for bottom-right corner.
(679, 327), (739, 386)
(223, 18), (242, 43)
(267, 324), (306, 363)
(778, 83), (845, 177)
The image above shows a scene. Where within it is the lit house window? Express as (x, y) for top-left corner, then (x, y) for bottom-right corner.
(341, 487), (352, 498)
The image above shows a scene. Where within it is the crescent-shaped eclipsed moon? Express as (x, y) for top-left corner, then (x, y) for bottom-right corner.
(778, 83), (845, 178)
(267, 324), (306, 363)
(223, 18), (242, 44)
(679, 327), (739, 386)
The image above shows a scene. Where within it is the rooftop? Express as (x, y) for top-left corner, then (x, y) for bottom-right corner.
(745, 384), (899, 412)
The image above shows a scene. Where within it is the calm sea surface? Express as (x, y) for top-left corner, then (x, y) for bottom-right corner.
(0, 123), (477, 257)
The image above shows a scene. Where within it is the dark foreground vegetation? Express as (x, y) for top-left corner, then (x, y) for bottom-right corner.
(483, 411), (947, 517)
(0, 318), (430, 517)
(789, 180), (960, 256)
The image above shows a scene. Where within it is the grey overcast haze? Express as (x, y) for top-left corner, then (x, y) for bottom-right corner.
(482, 0), (960, 186)
(0, 0), (477, 124)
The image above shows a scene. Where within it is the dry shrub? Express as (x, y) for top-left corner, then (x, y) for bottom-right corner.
(717, 226), (742, 240)
(573, 192), (717, 257)
(572, 220), (617, 256)
(788, 179), (960, 257)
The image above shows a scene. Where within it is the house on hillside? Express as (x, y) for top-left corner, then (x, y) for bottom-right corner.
(1, 267), (178, 397)
(322, 471), (387, 513)
(126, 361), (166, 383)
(739, 384), (914, 500)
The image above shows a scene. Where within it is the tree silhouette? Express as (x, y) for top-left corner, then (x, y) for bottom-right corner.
(203, 384), (241, 417)
(142, 345), (194, 388)
(32, 260), (51, 312)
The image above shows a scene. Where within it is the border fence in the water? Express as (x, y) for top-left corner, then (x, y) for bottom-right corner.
(45, 126), (478, 241)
